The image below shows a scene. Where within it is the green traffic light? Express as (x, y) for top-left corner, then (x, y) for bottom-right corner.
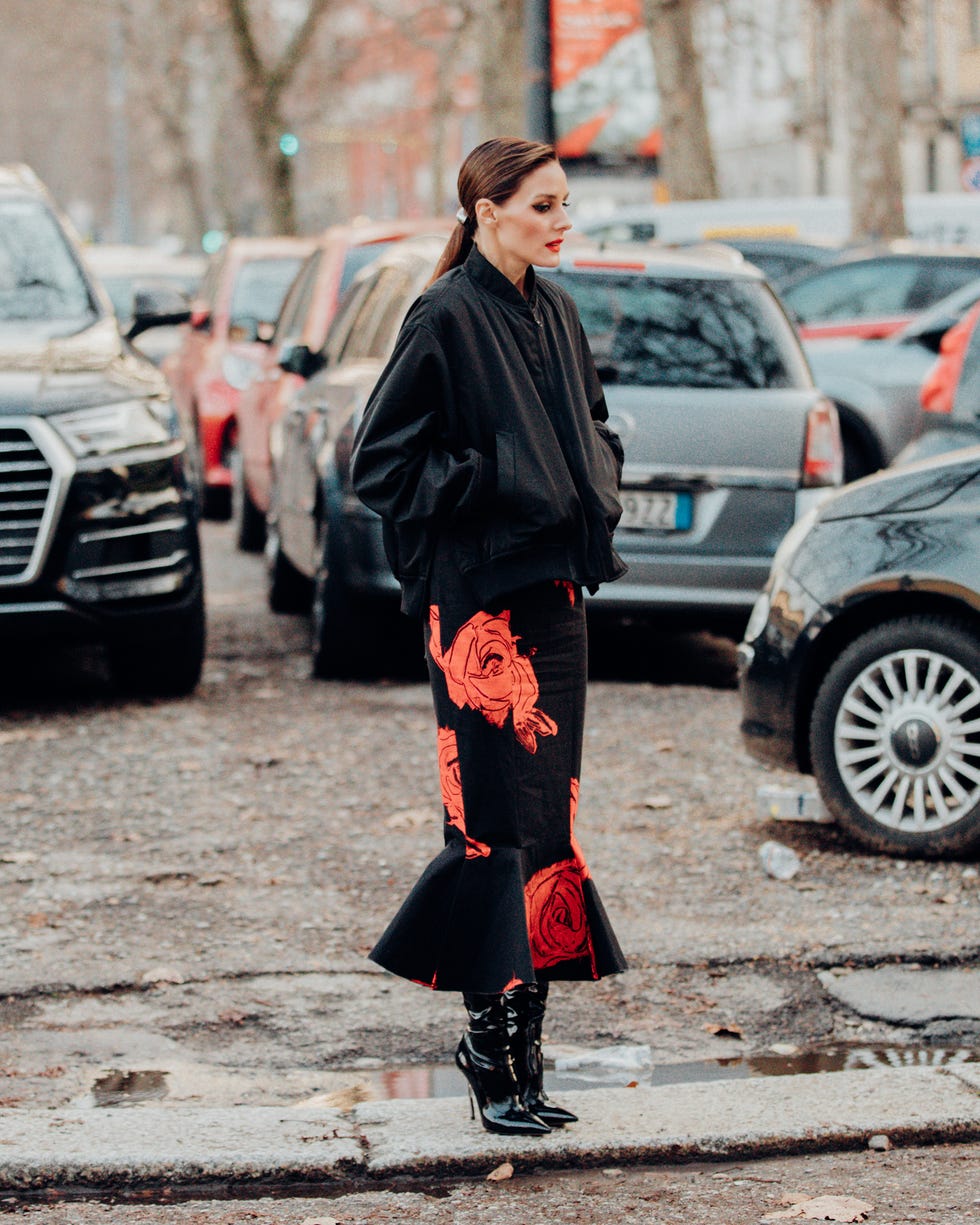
(279, 133), (300, 157)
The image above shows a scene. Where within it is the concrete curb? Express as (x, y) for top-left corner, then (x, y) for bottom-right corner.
(2, 1067), (979, 1194)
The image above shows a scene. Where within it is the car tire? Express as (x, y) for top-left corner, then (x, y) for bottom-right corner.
(231, 441), (266, 553)
(265, 519), (311, 614)
(810, 615), (980, 857)
(107, 585), (207, 698)
(311, 516), (375, 679)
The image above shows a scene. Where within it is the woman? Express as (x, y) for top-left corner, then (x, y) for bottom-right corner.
(350, 137), (628, 1137)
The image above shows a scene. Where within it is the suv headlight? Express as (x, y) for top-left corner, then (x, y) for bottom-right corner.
(51, 399), (178, 459)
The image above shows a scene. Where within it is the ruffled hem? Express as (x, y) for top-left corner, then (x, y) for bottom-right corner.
(368, 840), (627, 994)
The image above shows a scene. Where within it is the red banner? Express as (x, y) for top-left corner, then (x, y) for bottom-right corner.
(550, 0), (660, 160)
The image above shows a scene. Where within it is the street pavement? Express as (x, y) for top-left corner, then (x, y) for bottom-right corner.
(2, 522), (979, 1219)
(2, 1065), (980, 1197)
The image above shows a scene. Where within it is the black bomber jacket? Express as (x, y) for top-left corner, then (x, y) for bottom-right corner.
(350, 246), (627, 617)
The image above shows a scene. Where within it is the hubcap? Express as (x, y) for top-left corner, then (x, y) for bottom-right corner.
(834, 647), (980, 832)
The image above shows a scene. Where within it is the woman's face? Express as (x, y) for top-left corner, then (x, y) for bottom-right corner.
(476, 160), (572, 281)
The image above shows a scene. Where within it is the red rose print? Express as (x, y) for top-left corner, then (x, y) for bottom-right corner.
(437, 726), (489, 859)
(429, 605), (557, 753)
(524, 859), (590, 969)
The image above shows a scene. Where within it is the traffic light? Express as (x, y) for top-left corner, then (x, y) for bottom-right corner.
(279, 133), (300, 157)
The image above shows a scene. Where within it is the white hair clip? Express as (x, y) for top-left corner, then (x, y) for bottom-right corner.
(456, 206), (468, 225)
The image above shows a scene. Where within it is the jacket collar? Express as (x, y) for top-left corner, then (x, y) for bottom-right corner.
(464, 245), (538, 311)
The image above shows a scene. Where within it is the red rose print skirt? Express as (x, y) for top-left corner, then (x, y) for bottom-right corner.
(368, 572), (627, 994)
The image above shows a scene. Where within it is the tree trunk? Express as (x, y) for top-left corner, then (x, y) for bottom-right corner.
(844, 0), (907, 241)
(478, 0), (526, 140)
(224, 0), (333, 234)
(644, 0), (718, 201)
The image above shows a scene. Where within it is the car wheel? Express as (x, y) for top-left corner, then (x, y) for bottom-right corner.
(810, 615), (980, 857)
(311, 516), (374, 679)
(230, 438), (266, 553)
(107, 585), (206, 698)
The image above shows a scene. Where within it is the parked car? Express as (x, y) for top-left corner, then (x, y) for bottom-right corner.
(893, 298), (980, 467)
(266, 236), (447, 675)
(0, 164), (204, 695)
(580, 216), (843, 287)
(267, 238), (842, 676)
(545, 244), (842, 632)
(684, 237), (846, 287)
(232, 219), (449, 553)
(778, 244), (980, 343)
(738, 448), (980, 857)
(163, 235), (313, 518)
(82, 243), (206, 366)
(805, 276), (980, 480)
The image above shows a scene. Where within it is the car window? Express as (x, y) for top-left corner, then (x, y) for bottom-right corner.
(550, 270), (810, 389)
(273, 251), (321, 343)
(339, 241), (397, 294)
(780, 260), (920, 322)
(321, 275), (374, 365)
(337, 265), (414, 362)
(0, 196), (95, 322)
(912, 260), (980, 311)
(230, 256), (305, 327)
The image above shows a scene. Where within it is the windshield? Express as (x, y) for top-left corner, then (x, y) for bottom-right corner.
(0, 196), (95, 322)
(550, 270), (810, 389)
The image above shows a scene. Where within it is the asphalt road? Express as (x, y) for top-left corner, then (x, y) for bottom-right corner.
(0, 521), (977, 1217)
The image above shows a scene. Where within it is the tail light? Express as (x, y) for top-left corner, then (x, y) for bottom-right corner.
(802, 397), (843, 487)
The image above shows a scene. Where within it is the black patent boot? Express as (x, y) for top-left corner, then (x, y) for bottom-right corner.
(456, 992), (552, 1137)
(505, 982), (578, 1127)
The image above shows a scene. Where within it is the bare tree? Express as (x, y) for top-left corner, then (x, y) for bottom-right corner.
(224, 0), (335, 233)
(644, 0), (719, 200)
(477, 0), (525, 139)
(843, 0), (907, 239)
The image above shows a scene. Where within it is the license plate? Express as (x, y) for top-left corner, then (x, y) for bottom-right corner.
(619, 490), (693, 531)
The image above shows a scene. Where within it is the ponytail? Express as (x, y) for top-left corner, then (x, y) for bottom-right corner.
(428, 217), (475, 287)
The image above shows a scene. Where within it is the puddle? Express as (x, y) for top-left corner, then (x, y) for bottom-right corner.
(78, 1044), (978, 1110)
(350, 1043), (980, 1101)
(91, 1070), (169, 1107)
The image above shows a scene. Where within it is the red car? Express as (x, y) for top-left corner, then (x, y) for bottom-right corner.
(233, 219), (450, 550)
(779, 245), (980, 343)
(163, 236), (314, 517)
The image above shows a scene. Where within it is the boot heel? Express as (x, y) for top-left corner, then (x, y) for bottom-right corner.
(467, 1087), (475, 1120)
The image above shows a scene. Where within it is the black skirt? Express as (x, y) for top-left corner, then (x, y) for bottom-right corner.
(369, 563), (627, 994)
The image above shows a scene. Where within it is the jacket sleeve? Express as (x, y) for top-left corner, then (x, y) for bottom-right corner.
(351, 317), (496, 525)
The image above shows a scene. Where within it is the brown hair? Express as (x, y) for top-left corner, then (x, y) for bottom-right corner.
(428, 136), (558, 285)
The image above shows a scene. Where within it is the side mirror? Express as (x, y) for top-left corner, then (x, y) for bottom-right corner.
(278, 342), (326, 381)
(189, 303), (211, 331)
(126, 286), (192, 340)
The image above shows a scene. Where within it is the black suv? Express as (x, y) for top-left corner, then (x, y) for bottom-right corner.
(0, 165), (204, 695)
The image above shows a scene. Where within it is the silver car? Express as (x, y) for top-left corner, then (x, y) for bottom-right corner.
(543, 245), (843, 633)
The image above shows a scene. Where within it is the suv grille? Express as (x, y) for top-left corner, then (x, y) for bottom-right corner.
(0, 425), (55, 581)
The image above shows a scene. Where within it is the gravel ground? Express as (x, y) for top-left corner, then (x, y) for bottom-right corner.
(0, 520), (977, 1120)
